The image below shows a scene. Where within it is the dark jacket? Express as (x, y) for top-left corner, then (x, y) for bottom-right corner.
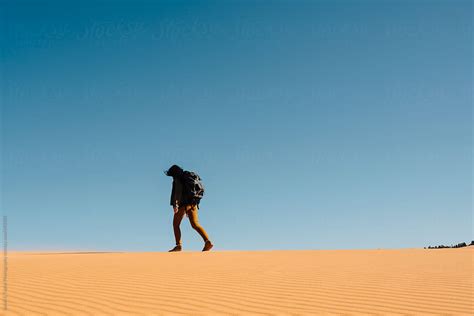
(170, 177), (186, 207)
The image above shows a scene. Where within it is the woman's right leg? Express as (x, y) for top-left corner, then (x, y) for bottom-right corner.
(173, 207), (186, 246)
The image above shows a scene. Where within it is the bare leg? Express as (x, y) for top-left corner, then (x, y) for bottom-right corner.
(186, 205), (210, 242)
(173, 207), (186, 245)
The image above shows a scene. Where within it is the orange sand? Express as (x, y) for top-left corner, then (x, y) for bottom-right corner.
(4, 248), (473, 315)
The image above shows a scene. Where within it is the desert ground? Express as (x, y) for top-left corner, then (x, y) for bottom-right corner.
(4, 248), (473, 315)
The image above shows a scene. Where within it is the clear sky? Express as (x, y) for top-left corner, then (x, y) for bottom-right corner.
(1, 0), (472, 251)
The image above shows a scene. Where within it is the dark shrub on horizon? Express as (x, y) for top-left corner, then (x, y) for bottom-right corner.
(426, 241), (470, 249)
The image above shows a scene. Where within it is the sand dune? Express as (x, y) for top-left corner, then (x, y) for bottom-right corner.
(4, 248), (473, 315)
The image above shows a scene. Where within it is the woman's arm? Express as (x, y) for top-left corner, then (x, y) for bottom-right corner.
(171, 179), (183, 213)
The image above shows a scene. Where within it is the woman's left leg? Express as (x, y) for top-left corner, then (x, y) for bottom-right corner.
(186, 204), (210, 242)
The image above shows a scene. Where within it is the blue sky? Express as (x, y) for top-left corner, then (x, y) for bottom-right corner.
(1, 0), (472, 251)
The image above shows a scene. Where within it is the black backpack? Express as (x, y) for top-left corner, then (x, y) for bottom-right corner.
(181, 171), (205, 206)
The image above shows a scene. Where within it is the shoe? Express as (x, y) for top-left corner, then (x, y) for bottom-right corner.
(202, 240), (213, 252)
(168, 245), (182, 252)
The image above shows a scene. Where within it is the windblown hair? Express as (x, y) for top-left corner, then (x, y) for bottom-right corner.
(165, 164), (184, 177)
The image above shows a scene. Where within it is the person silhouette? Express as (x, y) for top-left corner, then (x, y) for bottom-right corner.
(165, 165), (213, 252)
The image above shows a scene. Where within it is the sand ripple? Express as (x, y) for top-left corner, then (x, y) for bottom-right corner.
(4, 248), (473, 315)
